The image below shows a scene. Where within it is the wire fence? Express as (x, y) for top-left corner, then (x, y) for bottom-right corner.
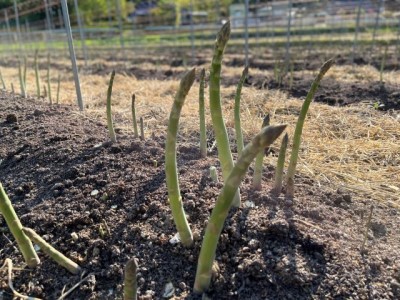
(0, 0), (399, 64)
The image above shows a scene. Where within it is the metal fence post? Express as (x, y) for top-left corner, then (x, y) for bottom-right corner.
(60, 0), (84, 111)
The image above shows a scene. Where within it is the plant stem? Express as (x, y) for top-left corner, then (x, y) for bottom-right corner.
(23, 56), (27, 91)
(124, 258), (138, 300)
(34, 49), (40, 98)
(209, 21), (241, 207)
(22, 227), (81, 274)
(18, 60), (26, 98)
(139, 117), (144, 140)
(271, 133), (289, 196)
(199, 68), (207, 158)
(194, 124), (286, 293)
(380, 44), (388, 85)
(107, 70), (117, 143)
(0, 183), (40, 268)
(0, 68), (6, 89)
(56, 74), (61, 104)
(253, 114), (270, 190)
(209, 166), (218, 183)
(165, 68), (196, 247)
(47, 53), (52, 104)
(286, 59), (334, 199)
(131, 94), (139, 138)
(234, 66), (248, 156)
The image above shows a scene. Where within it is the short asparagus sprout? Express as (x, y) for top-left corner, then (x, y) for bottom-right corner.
(106, 70), (117, 143)
(123, 257), (138, 300)
(209, 166), (218, 183)
(289, 61), (294, 90)
(165, 68), (196, 247)
(252, 114), (270, 190)
(47, 53), (52, 104)
(271, 133), (289, 196)
(0, 68), (5, 89)
(234, 66), (249, 156)
(194, 124), (287, 293)
(199, 68), (207, 158)
(23, 56), (27, 91)
(56, 74), (61, 105)
(0, 183), (40, 268)
(361, 205), (374, 253)
(380, 44), (388, 85)
(131, 94), (139, 138)
(34, 49), (40, 98)
(11, 83), (14, 94)
(18, 60), (26, 98)
(22, 227), (81, 274)
(139, 117), (144, 140)
(209, 21), (241, 207)
(286, 58), (334, 199)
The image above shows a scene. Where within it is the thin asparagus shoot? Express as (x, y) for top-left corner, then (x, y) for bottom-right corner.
(271, 133), (289, 196)
(0, 68), (5, 89)
(47, 53), (52, 104)
(252, 114), (270, 190)
(140, 117), (144, 140)
(124, 258), (138, 300)
(22, 227), (81, 274)
(234, 66), (248, 156)
(106, 70), (117, 143)
(165, 68), (196, 247)
(34, 49), (40, 98)
(0, 183), (40, 268)
(199, 68), (207, 158)
(209, 21), (241, 207)
(286, 58), (334, 199)
(18, 61), (26, 97)
(131, 94), (139, 138)
(56, 74), (61, 104)
(194, 124), (287, 293)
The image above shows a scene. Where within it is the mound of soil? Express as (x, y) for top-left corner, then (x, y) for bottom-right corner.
(0, 92), (399, 299)
(245, 73), (400, 111)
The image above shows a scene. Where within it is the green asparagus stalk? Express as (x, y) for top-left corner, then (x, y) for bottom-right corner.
(271, 133), (289, 196)
(23, 56), (27, 92)
(0, 68), (5, 89)
(34, 50), (40, 98)
(199, 68), (207, 158)
(107, 70), (117, 143)
(289, 61), (294, 90)
(209, 166), (218, 183)
(286, 59), (334, 199)
(131, 94), (139, 138)
(47, 53), (52, 104)
(234, 66), (248, 156)
(139, 117), (144, 140)
(11, 83), (14, 94)
(0, 183), (40, 268)
(123, 258), (138, 300)
(193, 124), (287, 293)
(165, 68), (196, 247)
(209, 21), (241, 207)
(252, 114), (271, 190)
(380, 44), (388, 85)
(22, 227), (81, 274)
(18, 61), (26, 97)
(56, 74), (61, 104)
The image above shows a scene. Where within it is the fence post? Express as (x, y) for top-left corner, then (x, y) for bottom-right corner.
(244, 0), (249, 66)
(60, 0), (84, 111)
(352, 0), (363, 65)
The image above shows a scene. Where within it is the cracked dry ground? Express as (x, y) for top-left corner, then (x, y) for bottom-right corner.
(0, 91), (399, 299)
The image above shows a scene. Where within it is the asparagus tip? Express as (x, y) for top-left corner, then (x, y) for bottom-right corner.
(216, 21), (231, 50)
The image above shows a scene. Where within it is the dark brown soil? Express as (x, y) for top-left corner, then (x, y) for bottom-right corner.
(1, 91), (399, 299)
